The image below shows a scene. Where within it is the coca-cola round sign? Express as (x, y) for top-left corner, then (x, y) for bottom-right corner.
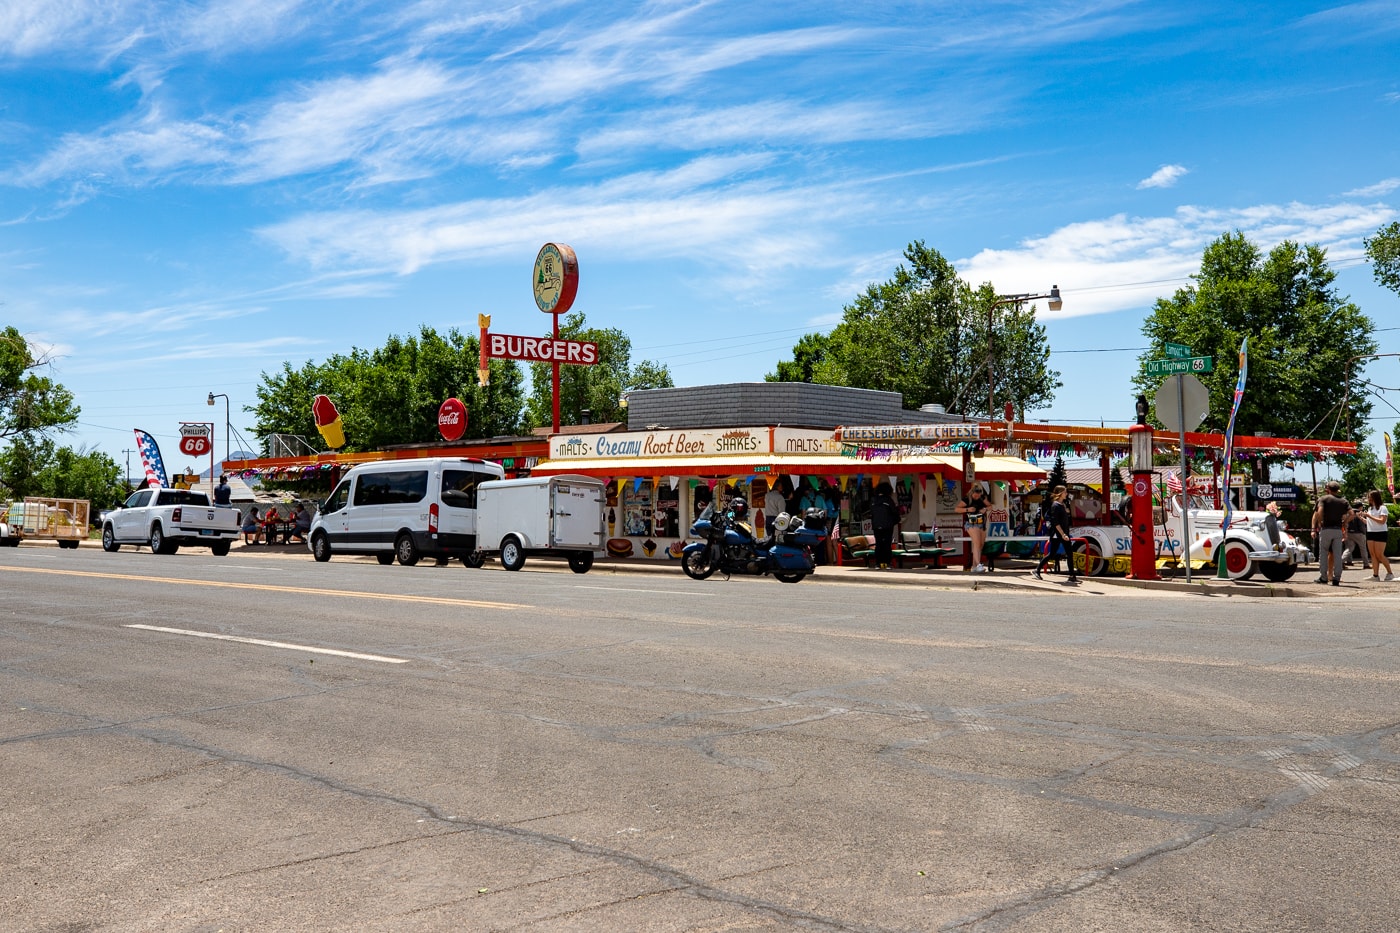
(438, 397), (467, 441)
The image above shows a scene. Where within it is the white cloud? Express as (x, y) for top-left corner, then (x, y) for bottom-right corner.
(1345, 177), (1400, 197)
(0, 0), (130, 57)
(958, 200), (1398, 319)
(259, 156), (849, 275)
(1137, 164), (1189, 189)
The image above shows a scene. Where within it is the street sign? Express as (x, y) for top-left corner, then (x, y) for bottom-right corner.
(1154, 374), (1209, 435)
(1165, 342), (1192, 358)
(1146, 356), (1213, 376)
(1253, 483), (1299, 501)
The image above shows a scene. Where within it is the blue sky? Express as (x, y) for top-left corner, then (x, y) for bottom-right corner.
(2, 1), (1398, 479)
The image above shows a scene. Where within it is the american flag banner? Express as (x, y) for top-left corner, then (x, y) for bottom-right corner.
(1220, 337), (1249, 532)
(1165, 470), (1183, 493)
(133, 428), (169, 488)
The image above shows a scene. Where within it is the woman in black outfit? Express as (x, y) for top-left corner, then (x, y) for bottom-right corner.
(1033, 485), (1078, 583)
(869, 481), (901, 570)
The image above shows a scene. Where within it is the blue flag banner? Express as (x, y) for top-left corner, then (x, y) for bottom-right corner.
(1220, 337), (1249, 531)
(134, 428), (169, 488)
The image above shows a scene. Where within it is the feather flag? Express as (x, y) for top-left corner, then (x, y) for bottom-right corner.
(1220, 337), (1249, 532)
(1165, 470), (1183, 493)
(133, 428), (169, 488)
(1386, 432), (1394, 499)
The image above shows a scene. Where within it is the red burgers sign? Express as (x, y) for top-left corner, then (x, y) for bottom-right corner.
(438, 397), (467, 441)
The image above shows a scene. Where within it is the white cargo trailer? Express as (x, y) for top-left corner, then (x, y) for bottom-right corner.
(473, 475), (606, 573)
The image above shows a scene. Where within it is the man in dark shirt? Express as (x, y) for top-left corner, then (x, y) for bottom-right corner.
(1314, 481), (1352, 586)
(213, 474), (232, 506)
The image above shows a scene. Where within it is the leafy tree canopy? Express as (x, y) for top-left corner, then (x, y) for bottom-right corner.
(522, 312), (673, 429)
(252, 326), (526, 453)
(1133, 232), (1377, 444)
(766, 241), (1061, 418)
(0, 436), (125, 504)
(1, 325), (79, 442)
(1366, 221), (1400, 296)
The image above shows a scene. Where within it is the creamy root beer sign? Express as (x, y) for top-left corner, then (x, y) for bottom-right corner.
(551, 427), (765, 459)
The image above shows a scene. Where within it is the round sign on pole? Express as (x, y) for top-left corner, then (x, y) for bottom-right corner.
(438, 397), (468, 441)
(533, 242), (579, 315)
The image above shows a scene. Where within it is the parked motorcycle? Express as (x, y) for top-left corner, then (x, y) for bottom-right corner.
(681, 497), (827, 583)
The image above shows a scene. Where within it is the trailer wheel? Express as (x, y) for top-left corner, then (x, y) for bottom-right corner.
(567, 551), (594, 574)
(102, 525), (120, 552)
(500, 536), (526, 571)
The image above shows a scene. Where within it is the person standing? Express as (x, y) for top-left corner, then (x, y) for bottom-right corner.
(1033, 485), (1077, 583)
(1344, 502), (1370, 569)
(869, 481), (900, 570)
(957, 483), (991, 573)
(764, 479), (788, 527)
(213, 474), (232, 506)
(1314, 481), (1352, 586)
(1364, 490), (1394, 582)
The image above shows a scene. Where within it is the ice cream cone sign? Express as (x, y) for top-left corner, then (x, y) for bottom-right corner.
(312, 394), (346, 448)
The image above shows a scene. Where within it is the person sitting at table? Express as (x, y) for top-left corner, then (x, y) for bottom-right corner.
(287, 504), (311, 544)
(242, 507), (261, 545)
(261, 505), (282, 545)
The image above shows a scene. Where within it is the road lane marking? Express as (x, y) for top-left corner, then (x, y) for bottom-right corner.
(125, 624), (410, 663)
(0, 565), (525, 610)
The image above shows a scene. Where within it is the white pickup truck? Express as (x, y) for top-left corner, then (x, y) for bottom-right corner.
(101, 487), (241, 555)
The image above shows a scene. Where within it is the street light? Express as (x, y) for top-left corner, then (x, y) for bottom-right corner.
(988, 286), (1062, 421)
(207, 392), (230, 469)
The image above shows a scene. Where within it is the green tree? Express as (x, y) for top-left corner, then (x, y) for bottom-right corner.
(766, 242), (1060, 417)
(765, 333), (833, 383)
(1366, 221), (1400, 296)
(1, 326), (79, 442)
(251, 326), (526, 453)
(1046, 456), (1068, 491)
(523, 312), (673, 429)
(1133, 233), (1377, 445)
(1338, 442), (1385, 502)
(0, 437), (123, 504)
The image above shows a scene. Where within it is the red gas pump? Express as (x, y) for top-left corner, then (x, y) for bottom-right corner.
(1128, 399), (1160, 581)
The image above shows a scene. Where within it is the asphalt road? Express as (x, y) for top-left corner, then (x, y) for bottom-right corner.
(4, 545), (1399, 932)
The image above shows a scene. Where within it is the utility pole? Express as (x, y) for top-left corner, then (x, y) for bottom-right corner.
(122, 449), (134, 486)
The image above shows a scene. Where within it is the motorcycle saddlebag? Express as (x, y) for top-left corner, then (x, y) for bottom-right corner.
(771, 543), (812, 570)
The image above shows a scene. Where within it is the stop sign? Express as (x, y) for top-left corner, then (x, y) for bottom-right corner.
(438, 397), (467, 441)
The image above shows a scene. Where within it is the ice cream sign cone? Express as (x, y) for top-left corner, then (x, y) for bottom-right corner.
(477, 314), (491, 387)
(313, 394), (345, 448)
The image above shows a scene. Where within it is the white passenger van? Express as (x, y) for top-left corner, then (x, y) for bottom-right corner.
(308, 457), (505, 565)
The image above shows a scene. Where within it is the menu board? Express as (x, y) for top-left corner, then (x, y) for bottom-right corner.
(622, 481), (653, 537)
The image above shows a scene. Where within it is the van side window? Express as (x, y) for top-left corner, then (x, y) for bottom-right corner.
(441, 469), (490, 509)
(354, 470), (428, 506)
(323, 481), (350, 514)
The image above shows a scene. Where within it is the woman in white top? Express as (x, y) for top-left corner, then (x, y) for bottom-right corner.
(1364, 489), (1393, 581)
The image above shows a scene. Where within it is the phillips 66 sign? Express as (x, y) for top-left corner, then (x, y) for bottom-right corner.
(178, 422), (212, 457)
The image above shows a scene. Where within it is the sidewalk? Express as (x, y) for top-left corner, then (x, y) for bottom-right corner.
(49, 537), (1400, 597)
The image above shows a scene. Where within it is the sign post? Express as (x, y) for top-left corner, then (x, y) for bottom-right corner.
(1154, 373), (1210, 583)
(533, 243), (580, 434)
(178, 422), (215, 490)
